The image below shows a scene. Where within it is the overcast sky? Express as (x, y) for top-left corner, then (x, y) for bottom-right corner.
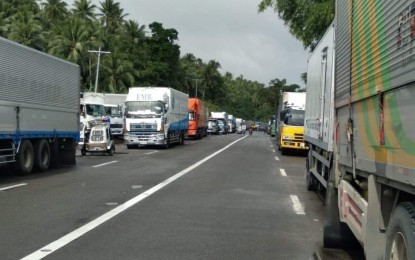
(65, 0), (309, 87)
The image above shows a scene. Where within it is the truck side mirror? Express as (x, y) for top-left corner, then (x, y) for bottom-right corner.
(164, 103), (169, 112)
(279, 112), (286, 121)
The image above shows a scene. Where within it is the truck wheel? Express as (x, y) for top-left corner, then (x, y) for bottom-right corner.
(385, 202), (415, 259)
(179, 132), (185, 145)
(164, 134), (170, 149)
(126, 145), (135, 150)
(34, 139), (50, 172)
(16, 140), (34, 174)
(108, 145), (115, 156)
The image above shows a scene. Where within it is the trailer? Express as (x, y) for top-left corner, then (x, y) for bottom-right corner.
(0, 37), (80, 174)
(123, 87), (188, 148)
(305, 1), (415, 258)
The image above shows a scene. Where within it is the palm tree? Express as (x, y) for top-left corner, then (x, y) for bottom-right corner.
(5, 7), (45, 50)
(202, 60), (223, 101)
(48, 16), (102, 89)
(40, 0), (68, 23)
(97, 0), (128, 35)
(71, 0), (96, 21)
(99, 48), (138, 93)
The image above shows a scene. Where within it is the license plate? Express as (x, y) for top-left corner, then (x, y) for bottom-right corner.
(139, 141), (148, 145)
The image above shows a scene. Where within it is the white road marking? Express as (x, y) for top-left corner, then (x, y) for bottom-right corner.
(280, 169), (287, 176)
(144, 151), (158, 155)
(274, 156), (279, 161)
(290, 195), (306, 215)
(92, 161), (118, 168)
(272, 149), (276, 153)
(22, 135), (248, 260)
(0, 183), (27, 192)
(269, 145), (273, 147)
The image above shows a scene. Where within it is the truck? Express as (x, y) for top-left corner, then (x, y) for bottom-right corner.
(123, 87), (188, 149)
(80, 92), (105, 126)
(305, 1), (415, 258)
(276, 92), (307, 154)
(187, 98), (207, 139)
(210, 112), (228, 134)
(0, 36), (80, 174)
(227, 114), (236, 133)
(103, 93), (127, 137)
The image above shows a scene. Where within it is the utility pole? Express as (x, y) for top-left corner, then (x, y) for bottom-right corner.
(88, 47), (111, 93)
(193, 78), (202, 98)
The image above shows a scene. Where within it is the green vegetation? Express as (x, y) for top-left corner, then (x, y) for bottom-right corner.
(258, 0), (334, 51)
(0, 0), (303, 121)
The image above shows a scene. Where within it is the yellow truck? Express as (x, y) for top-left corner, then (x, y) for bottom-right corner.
(276, 92), (307, 154)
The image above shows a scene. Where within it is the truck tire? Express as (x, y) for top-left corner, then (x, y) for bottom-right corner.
(385, 202), (415, 259)
(179, 132), (185, 145)
(164, 134), (170, 149)
(34, 139), (50, 172)
(107, 145), (115, 156)
(16, 140), (34, 174)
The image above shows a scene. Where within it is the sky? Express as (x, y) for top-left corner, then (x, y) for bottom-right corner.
(65, 0), (309, 87)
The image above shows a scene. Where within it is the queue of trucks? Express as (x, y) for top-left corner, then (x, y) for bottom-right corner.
(303, 1), (415, 258)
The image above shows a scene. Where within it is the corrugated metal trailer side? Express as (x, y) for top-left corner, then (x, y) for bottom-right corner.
(0, 37), (80, 174)
(322, 1), (415, 258)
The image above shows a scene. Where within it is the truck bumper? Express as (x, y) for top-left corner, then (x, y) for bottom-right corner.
(124, 132), (165, 146)
(281, 141), (308, 150)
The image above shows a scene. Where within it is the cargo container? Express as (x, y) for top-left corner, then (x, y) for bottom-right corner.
(0, 37), (80, 174)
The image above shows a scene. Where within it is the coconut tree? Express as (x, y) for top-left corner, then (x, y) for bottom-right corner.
(71, 0), (96, 21)
(99, 47), (138, 93)
(48, 16), (102, 89)
(40, 0), (68, 23)
(97, 0), (128, 37)
(5, 7), (45, 50)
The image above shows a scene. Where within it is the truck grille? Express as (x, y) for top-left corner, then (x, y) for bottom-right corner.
(294, 133), (304, 140)
(110, 124), (123, 128)
(130, 123), (157, 132)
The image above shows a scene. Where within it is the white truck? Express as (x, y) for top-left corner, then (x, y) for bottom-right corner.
(305, 1), (415, 258)
(103, 93), (127, 137)
(80, 92), (105, 126)
(227, 114), (236, 133)
(0, 36), (80, 174)
(210, 112), (229, 134)
(123, 87), (188, 148)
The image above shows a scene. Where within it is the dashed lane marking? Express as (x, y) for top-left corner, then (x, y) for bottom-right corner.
(280, 169), (287, 176)
(144, 151), (158, 155)
(0, 183), (27, 192)
(92, 161), (118, 168)
(290, 195), (306, 215)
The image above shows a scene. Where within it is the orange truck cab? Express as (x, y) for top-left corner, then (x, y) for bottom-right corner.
(187, 98), (207, 139)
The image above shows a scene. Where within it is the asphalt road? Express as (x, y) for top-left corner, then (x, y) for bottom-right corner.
(0, 132), (364, 259)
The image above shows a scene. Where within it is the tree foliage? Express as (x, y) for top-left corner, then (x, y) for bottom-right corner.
(0, 0), (303, 122)
(258, 0), (334, 50)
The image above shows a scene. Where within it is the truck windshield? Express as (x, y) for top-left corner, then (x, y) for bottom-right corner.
(86, 104), (105, 117)
(286, 109), (305, 126)
(105, 106), (122, 117)
(126, 101), (164, 117)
